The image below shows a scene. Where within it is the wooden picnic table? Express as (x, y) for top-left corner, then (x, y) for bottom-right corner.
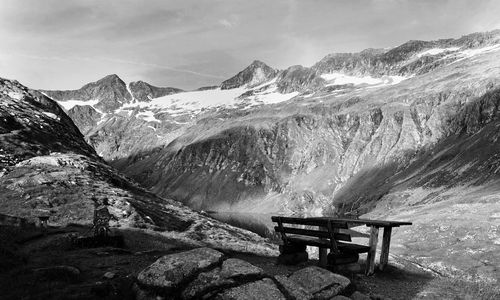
(310, 217), (412, 275)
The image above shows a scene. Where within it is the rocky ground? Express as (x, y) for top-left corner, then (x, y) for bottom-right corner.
(1, 224), (498, 300)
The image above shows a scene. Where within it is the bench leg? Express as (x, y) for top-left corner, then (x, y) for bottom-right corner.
(319, 225), (329, 267)
(379, 227), (392, 271)
(319, 248), (328, 267)
(365, 226), (379, 275)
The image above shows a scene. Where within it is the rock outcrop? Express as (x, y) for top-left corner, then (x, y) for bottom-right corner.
(277, 65), (325, 93)
(135, 247), (356, 300)
(67, 104), (102, 135)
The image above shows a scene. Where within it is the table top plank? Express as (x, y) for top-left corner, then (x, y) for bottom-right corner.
(311, 217), (412, 227)
(272, 216), (412, 227)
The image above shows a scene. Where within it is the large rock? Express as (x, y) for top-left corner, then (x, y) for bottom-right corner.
(182, 258), (264, 299)
(219, 258), (264, 279)
(287, 266), (351, 298)
(137, 247), (224, 291)
(274, 275), (313, 300)
(215, 278), (286, 300)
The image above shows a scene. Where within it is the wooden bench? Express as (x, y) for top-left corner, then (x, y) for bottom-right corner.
(271, 216), (370, 268)
(272, 216), (412, 275)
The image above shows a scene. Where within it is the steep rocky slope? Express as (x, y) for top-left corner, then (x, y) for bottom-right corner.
(0, 77), (276, 254)
(277, 65), (325, 93)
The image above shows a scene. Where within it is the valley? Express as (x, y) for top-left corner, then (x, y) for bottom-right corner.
(42, 30), (500, 285)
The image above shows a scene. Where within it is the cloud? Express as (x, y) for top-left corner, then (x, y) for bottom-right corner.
(95, 57), (226, 79)
(219, 19), (234, 28)
(217, 14), (240, 28)
(2, 0), (500, 91)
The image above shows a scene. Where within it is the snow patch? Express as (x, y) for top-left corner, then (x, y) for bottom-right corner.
(251, 77), (277, 90)
(321, 73), (408, 86)
(42, 112), (59, 120)
(96, 113), (108, 125)
(245, 91), (299, 106)
(123, 87), (247, 116)
(57, 99), (100, 110)
(247, 68), (266, 86)
(137, 110), (161, 123)
(126, 83), (136, 102)
(458, 44), (500, 58)
(7, 92), (23, 100)
(416, 47), (460, 58)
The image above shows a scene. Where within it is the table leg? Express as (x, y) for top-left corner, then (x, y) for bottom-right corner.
(365, 226), (379, 275)
(319, 224), (328, 267)
(379, 227), (392, 271)
(319, 248), (328, 267)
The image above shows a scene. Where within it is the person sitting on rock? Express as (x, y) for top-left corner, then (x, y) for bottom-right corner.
(93, 198), (118, 238)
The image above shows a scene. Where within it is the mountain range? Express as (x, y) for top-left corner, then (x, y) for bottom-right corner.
(8, 29), (500, 282)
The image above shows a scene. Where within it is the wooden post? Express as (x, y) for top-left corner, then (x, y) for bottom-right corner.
(319, 248), (328, 267)
(319, 224), (328, 267)
(365, 226), (379, 275)
(379, 227), (392, 271)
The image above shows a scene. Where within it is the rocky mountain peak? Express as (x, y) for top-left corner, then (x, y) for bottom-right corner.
(221, 60), (278, 90)
(43, 74), (131, 113)
(90, 74), (124, 86)
(128, 80), (183, 102)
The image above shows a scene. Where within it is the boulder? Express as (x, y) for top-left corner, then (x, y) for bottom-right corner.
(350, 291), (371, 300)
(182, 258), (264, 299)
(182, 267), (236, 300)
(215, 278), (286, 300)
(288, 266), (350, 298)
(137, 247), (224, 291)
(274, 275), (313, 300)
(220, 258), (264, 279)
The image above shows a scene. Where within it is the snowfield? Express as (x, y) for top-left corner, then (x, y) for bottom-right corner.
(56, 99), (100, 110)
(321, 73), (408, 86)
(416, 47), (460, 58)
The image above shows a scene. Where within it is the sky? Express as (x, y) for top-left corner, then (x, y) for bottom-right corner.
(1, 0), (499, 91)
